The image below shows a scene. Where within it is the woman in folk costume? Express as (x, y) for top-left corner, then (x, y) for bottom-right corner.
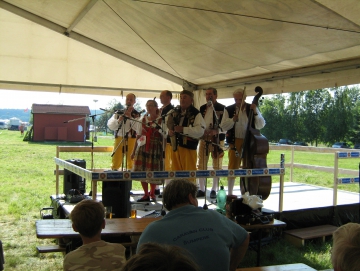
(131, 99), (165, 202)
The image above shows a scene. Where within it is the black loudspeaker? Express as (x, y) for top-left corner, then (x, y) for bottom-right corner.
(102, 181), (131, 218)
(63, 159), (86, 195)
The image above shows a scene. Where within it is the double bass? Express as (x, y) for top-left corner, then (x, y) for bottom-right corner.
(240, 86), (272, 200)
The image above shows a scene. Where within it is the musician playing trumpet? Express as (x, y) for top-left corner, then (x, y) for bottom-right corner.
(197, 87), (226, 199)
(220, 89), (266, 195)
(167, 90), (206, 183)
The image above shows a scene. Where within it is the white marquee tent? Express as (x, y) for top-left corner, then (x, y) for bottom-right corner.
(1, 0), (360, 106)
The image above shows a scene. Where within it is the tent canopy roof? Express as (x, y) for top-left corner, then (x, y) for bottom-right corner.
(1, 0), (360, 100)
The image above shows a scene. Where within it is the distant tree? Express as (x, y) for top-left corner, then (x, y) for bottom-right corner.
(29, 113), (33, 125)
(348, 105), (360, 145)
(287, 92), (306, 142)
(346, 86), (360, 145)
(302, 89), (330, 146)
(240, 86), (359, 146)
(261, 95), (286, 142)
(323, 87), (353, 145)
(93, 99), (123, 134)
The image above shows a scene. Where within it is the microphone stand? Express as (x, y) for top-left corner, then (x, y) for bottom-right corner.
(160, 111), (167, 216)
(202, 139), (210, 210)
(202, 99), (221, 209)
(209, 99), (222, 195)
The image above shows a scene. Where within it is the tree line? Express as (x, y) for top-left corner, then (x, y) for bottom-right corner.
(260, 86), (360, 147)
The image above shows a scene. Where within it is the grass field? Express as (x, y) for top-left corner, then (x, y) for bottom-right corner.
(0, 129), (358, 270)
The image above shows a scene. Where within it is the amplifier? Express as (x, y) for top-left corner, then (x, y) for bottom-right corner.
(63, 159), (86, 195)
(102, 181), (131, 218)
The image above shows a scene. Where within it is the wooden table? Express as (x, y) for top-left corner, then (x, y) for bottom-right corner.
(238, 219), (287, 267)
(236, 263), (316, 271)
(36, 217), (160, 239)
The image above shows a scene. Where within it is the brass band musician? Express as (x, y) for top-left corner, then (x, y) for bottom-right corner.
(167, 90), (206, 183)
(197, 87), (225, 198)
(107, 93), (140, 171)
(219, 89), (266, 195)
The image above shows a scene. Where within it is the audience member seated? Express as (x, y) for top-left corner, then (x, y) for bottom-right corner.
(122, 242), (200, 271)
(136, 179), (249, 271)
(63, 199), (126, 271)
(331, 222), (360, 271)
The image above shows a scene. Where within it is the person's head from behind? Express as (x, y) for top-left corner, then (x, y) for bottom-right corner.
(331, 222), (360, 271)
(163, 179), (198, 211)
(122, 243), (200, 271)
(70, 199), (105, 238)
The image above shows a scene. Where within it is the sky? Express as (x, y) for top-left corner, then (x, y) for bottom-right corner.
(0, 89), (128, 110)
(0, 89), (235, 110)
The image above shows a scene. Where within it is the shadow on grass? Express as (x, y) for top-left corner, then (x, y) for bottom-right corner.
(239, 235), (332, 269)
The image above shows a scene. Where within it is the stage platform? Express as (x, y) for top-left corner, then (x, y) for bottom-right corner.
(131, 182), (359, 213)
(131, 182), (359, 227)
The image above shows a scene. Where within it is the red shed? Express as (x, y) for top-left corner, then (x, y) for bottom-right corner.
(32, 104), (90, 142)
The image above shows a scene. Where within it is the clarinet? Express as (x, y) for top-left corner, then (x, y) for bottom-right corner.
(167, 106), (181, 151)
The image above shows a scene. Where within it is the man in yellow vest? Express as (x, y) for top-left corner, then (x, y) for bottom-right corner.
(107, 93), (140, 170)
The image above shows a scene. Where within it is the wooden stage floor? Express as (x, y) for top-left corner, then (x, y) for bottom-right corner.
(130, 182), (359, 213)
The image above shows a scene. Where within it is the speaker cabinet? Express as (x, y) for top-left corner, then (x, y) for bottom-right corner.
(63, 159), (86, 194)
(102, 181), (131, 218)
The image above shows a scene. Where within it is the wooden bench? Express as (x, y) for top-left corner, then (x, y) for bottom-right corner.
(36, 245), (66, 253)
(284, 225), (337, 247)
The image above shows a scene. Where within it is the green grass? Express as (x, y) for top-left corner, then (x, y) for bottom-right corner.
(240, 237), (333, 269)
(1, 129), (358, 270)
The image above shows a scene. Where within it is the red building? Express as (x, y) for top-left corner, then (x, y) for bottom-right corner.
(32, 104), (90, 142)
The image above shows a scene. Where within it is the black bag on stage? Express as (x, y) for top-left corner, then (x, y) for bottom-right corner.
(235, 210), (274, 225)
(66, 189), (85, 203)
(230, 198), (273, 225)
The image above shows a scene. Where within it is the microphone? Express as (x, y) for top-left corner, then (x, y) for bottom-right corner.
(207, 96), (213, 106)
(115, 109), (125, 114)
(158, 105), (180, 119)
(161, 108), (174, 118)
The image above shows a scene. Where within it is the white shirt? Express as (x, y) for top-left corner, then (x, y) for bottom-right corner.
(220, 106), (265, 139)
(107, 114), (137, 137)
(168, 110), (205, 139)
(204, 105), (214, 129)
